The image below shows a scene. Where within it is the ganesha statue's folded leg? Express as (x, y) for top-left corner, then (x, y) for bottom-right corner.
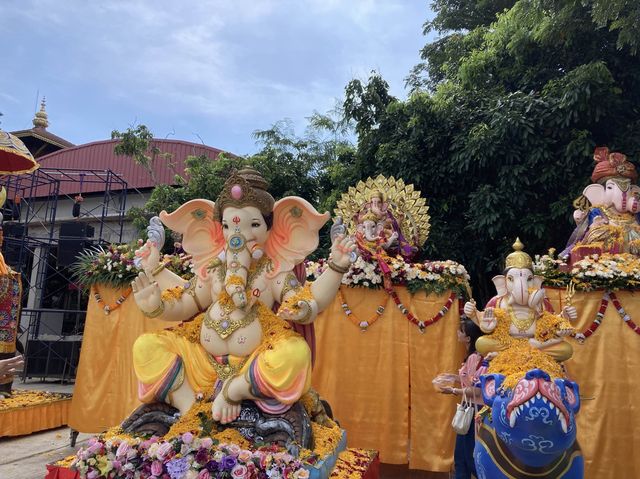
(213, 329), (312, 423)
(243, 335), (312, 414)
(475, 336), (508, 357)
(133, 326), (218, 414)
(537, 339), (573, 362)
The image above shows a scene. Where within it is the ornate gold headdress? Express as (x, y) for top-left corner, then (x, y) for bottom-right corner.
(361, 211), (378, 223)
(213, 168), (275, 221)
(369, 190), (386, 202)
(504, 237), (533, 270)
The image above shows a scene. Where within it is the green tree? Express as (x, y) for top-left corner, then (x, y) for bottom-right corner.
(345, 1), (640, 301)
(124, 114), (357, 257)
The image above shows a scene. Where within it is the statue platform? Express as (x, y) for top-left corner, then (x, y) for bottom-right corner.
(0, 390), (72, 437)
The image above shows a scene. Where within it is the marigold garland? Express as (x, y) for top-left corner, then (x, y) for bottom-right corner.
(386, 286), (456, 332)
(608, 292), (640, 336)
(337, 287), (388, 331)
(487, 308), (564, 390)
(330, 449), (378, 479)
(161, 285), (186, 303)
(92, 286), (132, 315)
(0, 390), (71, 411)
(534, 311), (575, 342)
(279, 283), (314, 315)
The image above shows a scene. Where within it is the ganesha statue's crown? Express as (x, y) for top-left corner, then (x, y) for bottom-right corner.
(592, 146), (638, 184)
(504, 237), (533, 270)
(213, 168), (275, 221)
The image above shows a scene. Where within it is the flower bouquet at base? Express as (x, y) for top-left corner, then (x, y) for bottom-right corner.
(65, 392), (348, 479)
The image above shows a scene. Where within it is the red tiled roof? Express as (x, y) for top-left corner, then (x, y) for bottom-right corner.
(36, 138), (225, 196)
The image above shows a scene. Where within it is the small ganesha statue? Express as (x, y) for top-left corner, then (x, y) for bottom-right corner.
(130, 167), (356, 431)
(562, 146), (640, 260)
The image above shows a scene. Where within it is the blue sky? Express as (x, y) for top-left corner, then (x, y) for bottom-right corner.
(0, 1), (433, 155)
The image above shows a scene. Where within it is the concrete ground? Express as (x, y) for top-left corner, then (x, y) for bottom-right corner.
(0, 379), (91, 479)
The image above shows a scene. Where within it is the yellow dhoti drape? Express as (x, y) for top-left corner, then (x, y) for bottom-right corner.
(133, 305), (312, 412)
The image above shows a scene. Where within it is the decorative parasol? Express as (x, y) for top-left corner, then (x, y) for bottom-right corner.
(0, 130), (39, 175)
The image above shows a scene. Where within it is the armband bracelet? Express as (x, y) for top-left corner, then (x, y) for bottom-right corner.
(328, 260), (349, 274)
(142, 301), (165, 318)
(151, 262), (168, 276)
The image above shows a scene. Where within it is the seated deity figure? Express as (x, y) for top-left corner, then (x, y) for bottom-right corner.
(131, 168), (355, 424)
(356, 190), (415, 260)
(464, 239), (576, 363)
(562, 147), (640, 258)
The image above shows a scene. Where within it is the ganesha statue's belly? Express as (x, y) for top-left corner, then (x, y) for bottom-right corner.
(509, 321), (535, 338)
(199, 315), (263, 357)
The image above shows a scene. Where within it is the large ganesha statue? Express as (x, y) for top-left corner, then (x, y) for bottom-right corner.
(562, 146), (640, 260)
(130, 168), (355, 432)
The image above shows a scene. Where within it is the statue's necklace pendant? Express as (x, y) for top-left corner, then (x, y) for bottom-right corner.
(204, 305), (257, 340)
(508, 306), (535, 333)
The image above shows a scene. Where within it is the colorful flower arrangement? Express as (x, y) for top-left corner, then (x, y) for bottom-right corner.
(69, 392), (345, 479)
(72, 242), (194, 290)
(306, 256), (470, 297)
(73, 434), (311, 479)
(534, 250), (640, 291)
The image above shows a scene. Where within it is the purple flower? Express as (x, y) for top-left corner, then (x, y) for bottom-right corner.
(221, 455), (237, 471)
(181, 432), (194, 444)
(205, 460), (219, 472)
(166, 457), (190, 479)
(195, 448), (210, 465)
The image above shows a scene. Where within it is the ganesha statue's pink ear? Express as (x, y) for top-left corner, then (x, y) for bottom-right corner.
(159, 199), (225, 280)
(264, 197), (330, 277)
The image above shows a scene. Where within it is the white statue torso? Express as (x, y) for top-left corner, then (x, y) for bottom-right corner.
(199, 262), (282, 357)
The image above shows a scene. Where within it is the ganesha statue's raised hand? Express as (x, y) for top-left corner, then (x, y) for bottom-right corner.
(131, 168), (355, 425)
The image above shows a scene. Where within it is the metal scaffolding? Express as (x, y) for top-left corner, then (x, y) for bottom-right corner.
(1, 167), (127, 382)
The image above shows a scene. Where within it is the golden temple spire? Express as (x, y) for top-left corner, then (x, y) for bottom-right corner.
(504, 237), (533, 270)
(32, 97), (49, 129)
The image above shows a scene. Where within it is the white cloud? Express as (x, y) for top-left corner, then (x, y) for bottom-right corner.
(0, 0), (428, 150)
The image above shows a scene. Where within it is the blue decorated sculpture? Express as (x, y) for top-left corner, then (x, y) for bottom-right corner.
(474, 369), (583, 479)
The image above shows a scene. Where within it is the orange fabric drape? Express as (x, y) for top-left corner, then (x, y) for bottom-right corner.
(0, 399), (70, 437)
(312, 286), (464, 471)
(546, 288), (640, 479)
(68, 287), (180, 433)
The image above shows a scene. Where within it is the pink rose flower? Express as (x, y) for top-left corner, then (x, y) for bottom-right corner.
(200, 438), (213, 449)
(238, 450), (252, 462)
(151, 460), (163, 476)
(156, 442), (174, 460)
(231, 464), (249, 478)
(116, 441), (130, 458)
(197, 470), (211, 479)
(182, 432), (194, 444)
